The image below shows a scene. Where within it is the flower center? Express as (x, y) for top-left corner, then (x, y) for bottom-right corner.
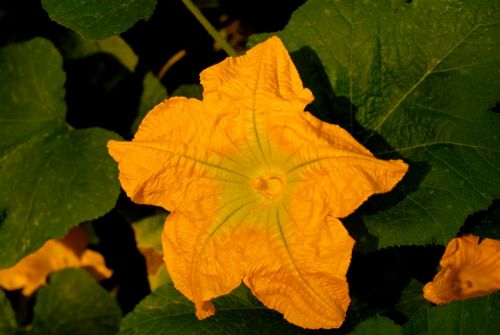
(252, 173), (285, 199)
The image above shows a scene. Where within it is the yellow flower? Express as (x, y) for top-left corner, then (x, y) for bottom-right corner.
(0, 227), (112, 295)
(108, 37), (407, 329)
(424, 235), (500, 305)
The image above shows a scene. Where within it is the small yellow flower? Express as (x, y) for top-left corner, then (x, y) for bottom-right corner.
(0, 227), (112, 295)
(424, 235), (500, 304)
(108, 37), (407, 329)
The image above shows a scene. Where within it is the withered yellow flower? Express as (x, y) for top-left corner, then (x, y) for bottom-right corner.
(424, 235), (500, 305)
(0, 227), (112, 295)
(108, 37), (407, 329)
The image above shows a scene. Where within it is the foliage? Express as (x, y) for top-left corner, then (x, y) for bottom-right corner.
(1, 269), (121, 335)
(42, 0), (157, 40)
(120, 284), (305, 335)
(0, 38), (121, 268)
(0, 0), (499, 333)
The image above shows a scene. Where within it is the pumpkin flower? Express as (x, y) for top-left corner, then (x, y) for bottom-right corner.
(0, 227), (112, 295)
(108, 37), (408, 329)
(423, 235), (500, 305)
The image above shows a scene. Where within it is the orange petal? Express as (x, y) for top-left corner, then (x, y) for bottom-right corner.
(108, 97), (249, 217)
(162, 190), (355, 329)
(243, 203), (354, 329)
(200, 36), (313, 114)
(423, 235), (500, 304)
(80, 250), (113, 280)
(271, 111), (408, 218)
(162, 208), (251, 318)
(0, 227), (111, 295)
(200, 36), (315, 172)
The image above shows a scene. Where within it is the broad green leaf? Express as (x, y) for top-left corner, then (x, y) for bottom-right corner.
(467, 205), (500, 240)
(31, 269), (121, 335)
(0, 290), (17, 335)
(132, 213), (167, 252)
(131, 72), (167, 133)
(349, 316), (402, 335)
(395, 279), (431, 318)
(57, 31), (138, 71)
(253, 0), (500, 247)
(404, 292), (500, 335)
(349, 293), (500, 335)
(120, 284), (305, 335)
(0, 38), (121, 267)
(42, 0), (157, 40)
(171, 84), (203, 99)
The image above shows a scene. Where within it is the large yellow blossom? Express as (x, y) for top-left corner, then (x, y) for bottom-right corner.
(0, 227), (112, 295)
(108, 37), (407, 329)
(424, 235), (500, 305)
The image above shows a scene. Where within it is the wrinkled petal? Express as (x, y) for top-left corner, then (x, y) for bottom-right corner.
(201, 36), (313, 113)
(162, 209), (251, 319)
(108, 97), (249, 218)
(243, 203), (354, 329)
(423, 235), (500, 304)
(163, 193), (354, 329)
(271, 111), (408, 218)
(0, 227), (111, 295)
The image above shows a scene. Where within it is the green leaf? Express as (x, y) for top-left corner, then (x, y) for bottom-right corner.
(132, 213), (167, 253)
(131, 72), (167, 134)
(42, 0), (157, 40)
(404, 292), (500, 335)
(57, 31), (138, 71)
(349, 293), (500, 335)
(172, 84), (203, 99)
(0, 290), (17, 335)
(466, 206), (500, 240)
(0, 38), (121, 267)
(395, 279), (431, 319)
(349, 316), (402, 335)
(120, 284), (305, 335)
(252, 0), (500, 247)
(31, 269), (121, 335)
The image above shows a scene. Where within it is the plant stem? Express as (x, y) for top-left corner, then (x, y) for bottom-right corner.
(181, 0), (238, 57)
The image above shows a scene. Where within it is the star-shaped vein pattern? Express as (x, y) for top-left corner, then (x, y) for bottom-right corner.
(108, 37), (408, 329)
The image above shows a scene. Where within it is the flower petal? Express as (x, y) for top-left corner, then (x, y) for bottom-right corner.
(243, 202), (354, 329)
(80, 249), (113, 280)
(200, 36), (313, 113)
(271, 111), (408, 218)
(162, 196), (258, 318)
(0, 227), (111, 295)
(423, 235), (500, 304)
(108, 97), (249, 217)
(162, 189), (355, 329)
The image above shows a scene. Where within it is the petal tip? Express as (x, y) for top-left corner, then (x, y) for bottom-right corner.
(195, 300), (215, 320)
(107, 140), (126, 160)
